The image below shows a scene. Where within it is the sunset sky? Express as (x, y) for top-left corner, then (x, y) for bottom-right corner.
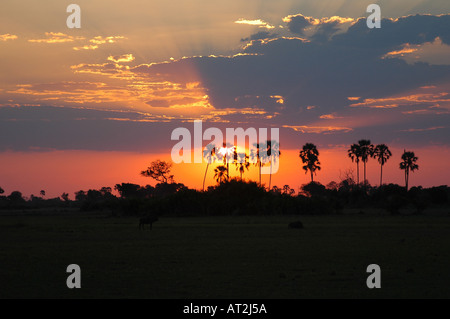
(1, 0), (450, 198)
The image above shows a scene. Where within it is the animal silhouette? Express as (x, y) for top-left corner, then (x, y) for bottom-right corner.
(139, 215), (159, 230)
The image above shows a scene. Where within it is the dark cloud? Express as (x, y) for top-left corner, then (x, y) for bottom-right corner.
(0, 106), (180, 152)
(3, 14), (450, 152)
(131, 14), (450, 147)
(241, 31), (279, 42)
(284, 14), (314, 35)
(332, 14), (450, 50)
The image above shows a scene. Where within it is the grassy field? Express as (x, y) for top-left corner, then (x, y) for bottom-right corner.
(0, 212), (449, 299)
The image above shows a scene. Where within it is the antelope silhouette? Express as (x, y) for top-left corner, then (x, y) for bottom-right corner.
(139, 215), (159, 230)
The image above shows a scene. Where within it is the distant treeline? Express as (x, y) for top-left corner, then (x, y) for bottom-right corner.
(0, 179), (449, 216)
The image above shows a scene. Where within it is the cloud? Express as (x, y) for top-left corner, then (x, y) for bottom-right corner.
(5, 13), (450, 150)
(283, 125), (353, 134)
(28, 32), (84, 44)
(89, 36), (126, 45)
(125, 13), (450, 148)
(72, 36), (126, 50)
(283, 14), (354, 39)
(383, 37), (450, 65)
(331, 14), (450, 51)
(28, 33), (126, 50)
(399, 126), (447, 132)
(107, 54), (135, 63)
(73, 45), (99, 51)
(235, 19), (275, 29)
(0, 105), (182, 152)
(282, 14), (316, 35)
(319, 114), (344, 120)
(350, 92), (450, 109)
(241, 31), (278, 42)
(0, 34), (18, 41)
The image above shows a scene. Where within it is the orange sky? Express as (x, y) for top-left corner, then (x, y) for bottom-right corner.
(1, 2), (450, 198)
(1, 146), (447, 199)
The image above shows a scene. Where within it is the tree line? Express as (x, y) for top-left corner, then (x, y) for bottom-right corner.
(200, 139), (419, 191)
(0, 139), (436, 216)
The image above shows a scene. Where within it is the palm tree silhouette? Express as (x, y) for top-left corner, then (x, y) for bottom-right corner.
(299, 143), (321, 182)
(235, 152), (250, 180)
(348, 143), (362, 185)
(358, 139), (374, 187)
(250, 143), (263, 186)
(218, 143), (235, 181)
(214, 165), (229, 184)
(373, 144), (392, 186)
(262, 140), (281, 190)
(202, 144), (216, 191)
(400, 150), (419, 191)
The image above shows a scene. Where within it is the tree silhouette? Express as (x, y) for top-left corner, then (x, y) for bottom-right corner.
(40, 190), (46, 198)
(373, 144), (392, 186)
(400, 150), (419, 191)
(250, 143), (263, 186)
(358, 140), (374, 187)
(203, 144), (216, 191)
(214, 165), (229, 184)
(264, 140), (281, 191)
(348, 143), (362, 185)
(235, 152), (250, 180)
(75, 190), (87, 202)
(141, 160), (174, 184)
(217, 143), (235, 181)
(61, 193), (70, 201)
(0, 187), (4, 195)
(282, 185), (295, 195)
(8, 191), (25, 204)
(299, 143), (321, 182)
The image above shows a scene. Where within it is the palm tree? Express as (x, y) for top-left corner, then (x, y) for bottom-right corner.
(264, 140), (281, 191)
(348, 143), (362, 185)
(250, 143), (263, 186)
(400, 150), (419, 191)
(235, 152), (250, 180)
(373, 144), (392, 186)
(299, 143), (321, 182)
(214, 165), (229, 184)
(218, 143), (235, 181)
(358, 139), (374, 187)
(202, 144), (216, 191)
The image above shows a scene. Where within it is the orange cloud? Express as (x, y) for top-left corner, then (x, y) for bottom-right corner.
(89, 36), (125, 45)
(235, 19), (275, 29)
(319, 114), (344, 120)
(270, 95), (284, 104)
(28, 32), (84, 43)
(383, 44), (418, 58)
(350, 92), (450, 109)
(283, 125), (352, 134)
(107, 54), (135, 63)
(72, 36), (126, 50)
(73, 45), (99, 51)
(0, 34), (18, 41)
